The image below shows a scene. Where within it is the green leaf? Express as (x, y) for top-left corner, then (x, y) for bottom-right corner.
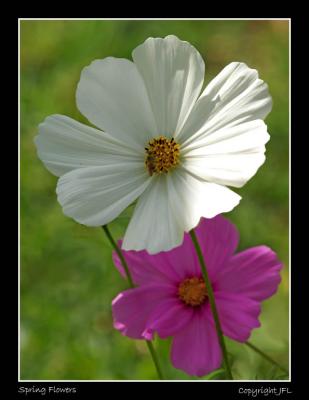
(204, 368), (226, 380)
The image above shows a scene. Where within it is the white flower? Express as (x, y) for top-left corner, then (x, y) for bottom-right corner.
(35, 35), (272, 254)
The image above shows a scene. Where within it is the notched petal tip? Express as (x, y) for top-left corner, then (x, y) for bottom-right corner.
(111, 293), (125, 307)
(121, 232), (184, 255)
(141, 328), (154, 341)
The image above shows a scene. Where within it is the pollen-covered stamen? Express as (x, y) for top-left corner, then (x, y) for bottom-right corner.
(145, 136), (180, 176)
(178, 277), (208, 307)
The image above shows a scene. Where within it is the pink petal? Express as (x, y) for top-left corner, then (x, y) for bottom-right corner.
(112, 283), (175, 339)
(145, 299), (194, 339)
(112, 240), (179, 285)
(158, 233), (201, 279)
(171, 307), (222, 377)
(214, 291), (261, 342)
(113, 236), (200, 285)
(215, 246), (283, 301)
(194, 215), (239, 281)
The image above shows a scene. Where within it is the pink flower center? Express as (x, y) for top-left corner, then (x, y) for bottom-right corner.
(178, 277), (208, 307)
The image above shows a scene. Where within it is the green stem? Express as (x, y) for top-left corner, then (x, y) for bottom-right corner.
(146, 341), (164, 380)
(189, 229), (233, 380)
(245, 341), (289, 375)
(102, 225), (134, 288)
(101, 225), (164, 380)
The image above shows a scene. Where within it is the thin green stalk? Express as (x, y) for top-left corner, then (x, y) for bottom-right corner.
(102, 225), (134, 287)
(189, 229), (233, 380)
(245, 341), (289, 375)
(145, 341), (164, 380)
(102, 225), (164, 380)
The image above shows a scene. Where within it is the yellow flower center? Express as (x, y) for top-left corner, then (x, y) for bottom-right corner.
(145, 136), (180, 176)
(178, 277), (208, 307)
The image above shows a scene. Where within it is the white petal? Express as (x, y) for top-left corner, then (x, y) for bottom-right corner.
(132, 35), (205, 137)
(176, 62), (272, 145)
(56, 162), (151, 226)
(122, 169), (241, 254)
(182, 120), (270, 187)
(35, 115), (142, 177)
(167, 169), (241, 231)
(122, 175), (184, 254)
(76, 58), (157, 149)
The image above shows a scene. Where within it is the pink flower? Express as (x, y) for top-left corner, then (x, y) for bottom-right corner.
(112, 216), (283, 377)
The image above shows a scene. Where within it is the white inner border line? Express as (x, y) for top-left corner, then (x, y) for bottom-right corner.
(18, 17), (291, 383)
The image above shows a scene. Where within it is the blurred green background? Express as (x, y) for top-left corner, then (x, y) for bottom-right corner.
(20, 20), (289, 380)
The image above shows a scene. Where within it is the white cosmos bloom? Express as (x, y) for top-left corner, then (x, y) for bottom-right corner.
(35, 35), (272, 254)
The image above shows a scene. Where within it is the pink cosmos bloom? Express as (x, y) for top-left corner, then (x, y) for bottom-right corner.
(112, 215), (283, 377)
